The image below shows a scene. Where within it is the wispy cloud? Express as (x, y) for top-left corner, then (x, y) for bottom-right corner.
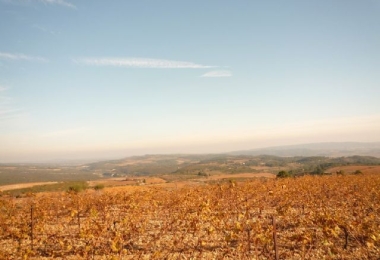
(0, 96), (12, 103)
(0, 108), (21, 116)
(73, 57), (215, 69)
(38, 0), (76, 9)
(0, 52), (48, 62)
(0, 85), (26, 121)
(0, 86), (11, 104)
(0, 108), (26, 121)
(32, 24), (56, 35)
(0, 85), (9, 92)
(2, 0), (76, 9)
(201, 70), (232, 77)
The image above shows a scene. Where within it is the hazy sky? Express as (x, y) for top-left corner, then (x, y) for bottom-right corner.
(1, 0), (380, 162)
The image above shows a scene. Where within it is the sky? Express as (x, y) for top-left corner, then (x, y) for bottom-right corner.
(1, 0), (380, 163)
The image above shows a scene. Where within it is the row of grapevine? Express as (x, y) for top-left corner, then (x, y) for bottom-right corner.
(0, 174), (379, 259)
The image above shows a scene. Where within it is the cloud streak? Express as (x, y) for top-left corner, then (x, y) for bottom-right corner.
(201, 70), (232, 77)
(0, 85), (26, 121)
(2, 0), (76, 9)
(38, 0), (76, 9)
(0, 86), (11, 104)
(74, 57), (215, 69)
(0, 96), (12, 103)
(0, 52), (48, 62)
(32, 24), (56, 35)
(0, 108), (26, 121)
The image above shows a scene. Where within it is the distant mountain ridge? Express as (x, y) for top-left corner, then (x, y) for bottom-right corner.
(229, 142), (380, 157)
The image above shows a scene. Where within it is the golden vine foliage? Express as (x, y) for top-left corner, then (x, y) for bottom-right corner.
(0, 174), (379, 259)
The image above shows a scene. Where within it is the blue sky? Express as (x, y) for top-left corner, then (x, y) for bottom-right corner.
(1, 0), (380, 162)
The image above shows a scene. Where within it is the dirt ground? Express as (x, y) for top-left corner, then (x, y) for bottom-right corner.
(0, 182), (58, 192)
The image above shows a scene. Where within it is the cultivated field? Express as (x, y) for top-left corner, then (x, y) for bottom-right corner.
(0, 172), (379, 259)
(327, 165), (380, 175)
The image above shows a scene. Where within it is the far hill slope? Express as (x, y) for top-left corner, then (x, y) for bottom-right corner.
(229, 142), (380, 157)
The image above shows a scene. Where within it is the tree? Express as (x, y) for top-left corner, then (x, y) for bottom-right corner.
(277, 170), (291, 178)
(314, 165), (324, 175)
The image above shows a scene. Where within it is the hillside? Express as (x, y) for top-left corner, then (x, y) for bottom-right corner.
(229, 142), (380, 157)
(1, 154), (380, 190)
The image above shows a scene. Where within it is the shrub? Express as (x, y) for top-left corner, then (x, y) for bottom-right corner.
(67, 182), (88, 193)
(198, 171), (208, 177)
(94, 184), (105, 190)
(277, 170), (291, 178)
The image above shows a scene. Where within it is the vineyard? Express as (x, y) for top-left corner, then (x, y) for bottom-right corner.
(0, 174), (379, 259)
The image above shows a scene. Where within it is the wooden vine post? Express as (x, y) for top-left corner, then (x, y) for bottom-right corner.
(272, 216), (279, 260)
(30, 205), (34, 251)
